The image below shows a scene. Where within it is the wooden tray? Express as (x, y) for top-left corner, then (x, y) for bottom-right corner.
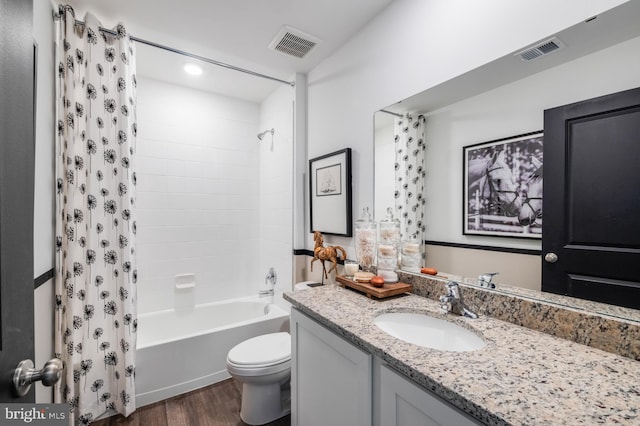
(336, 276), (412, 299)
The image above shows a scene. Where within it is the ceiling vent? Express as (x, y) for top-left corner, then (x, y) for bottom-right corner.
(516, 37), (566, 62)
(269, 25), (321, 59)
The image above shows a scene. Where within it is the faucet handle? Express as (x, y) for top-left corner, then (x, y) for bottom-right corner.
(478, 272), (498, 288)
(265, 267), (277, 287)
(444, 280), (460, 297)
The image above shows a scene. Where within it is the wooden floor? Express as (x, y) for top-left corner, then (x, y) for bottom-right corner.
(93, 379), (290, 426)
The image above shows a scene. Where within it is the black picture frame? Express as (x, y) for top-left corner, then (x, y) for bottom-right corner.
(309, 148), (352, 236)
(463, 131), (543, 238)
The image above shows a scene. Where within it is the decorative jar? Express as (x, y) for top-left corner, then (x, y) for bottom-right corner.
(354, 207), (376, 273)
(376, 208), (400, 282)
(400, 237), (422, 273)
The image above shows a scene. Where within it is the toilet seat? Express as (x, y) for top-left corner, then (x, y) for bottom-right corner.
(226, 358), (290, 377)
(227, 332), (291, 374)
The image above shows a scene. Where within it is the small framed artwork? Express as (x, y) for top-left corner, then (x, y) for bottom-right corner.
(463, 131), (543, 238)
(309, 148), (352, 236)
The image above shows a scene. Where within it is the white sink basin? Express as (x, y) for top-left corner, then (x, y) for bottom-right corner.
(374, 312), (486, 352)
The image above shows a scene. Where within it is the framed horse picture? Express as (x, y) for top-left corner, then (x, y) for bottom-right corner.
(309, 148), (353, 236)
(463, 131), (543, 238)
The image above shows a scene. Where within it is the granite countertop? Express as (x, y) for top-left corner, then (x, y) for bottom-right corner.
(284, 285), (640, 426)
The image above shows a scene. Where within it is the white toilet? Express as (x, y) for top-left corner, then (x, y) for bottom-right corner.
(226, 332), (291, 425)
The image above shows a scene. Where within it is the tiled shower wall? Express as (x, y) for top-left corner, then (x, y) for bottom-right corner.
(136, 77), (262, 314)
(259, 84), (294, 293)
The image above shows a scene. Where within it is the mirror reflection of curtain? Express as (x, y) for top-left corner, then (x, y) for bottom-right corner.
(394, 114), (426, 244)
(54, 6), (137, 423)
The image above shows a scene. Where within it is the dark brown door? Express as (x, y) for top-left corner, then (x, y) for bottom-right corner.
(543, 87), (640, 309)
(0, 0), (35, 401)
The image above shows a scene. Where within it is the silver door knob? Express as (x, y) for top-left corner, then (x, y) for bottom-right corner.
(544, 252), (558, 263)
(13, 358), (63, 397)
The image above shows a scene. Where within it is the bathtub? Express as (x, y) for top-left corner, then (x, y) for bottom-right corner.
(135, 295), (290, 406)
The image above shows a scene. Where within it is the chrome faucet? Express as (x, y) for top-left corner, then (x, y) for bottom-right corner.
(259, 267), (277, 297)
(439, 281), (478, 318)
(477, 272), (499, 289)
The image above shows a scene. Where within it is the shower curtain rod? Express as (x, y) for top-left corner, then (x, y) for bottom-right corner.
(53, 9), (296, 87)
(379, 109), (406, 118)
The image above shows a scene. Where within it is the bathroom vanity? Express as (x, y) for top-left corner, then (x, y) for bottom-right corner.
(290, 306), (481, 426)
(284, 280), (640, 425)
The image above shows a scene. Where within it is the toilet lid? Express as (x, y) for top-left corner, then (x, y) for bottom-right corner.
(228, 332), (291, 366)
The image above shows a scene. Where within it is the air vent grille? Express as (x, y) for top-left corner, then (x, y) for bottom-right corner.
(537, 40), (560, 54)
(269, 26), (321, 59)
(520, 49), (543, 61)
(516, 37), (566, 62)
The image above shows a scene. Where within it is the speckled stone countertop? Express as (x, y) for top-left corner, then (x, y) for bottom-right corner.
(284, 285), (640, 426)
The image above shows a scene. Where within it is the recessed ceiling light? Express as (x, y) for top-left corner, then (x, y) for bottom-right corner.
(183, 64), (203, 76)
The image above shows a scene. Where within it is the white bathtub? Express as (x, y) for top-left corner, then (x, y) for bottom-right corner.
(135, 295), (290, 406)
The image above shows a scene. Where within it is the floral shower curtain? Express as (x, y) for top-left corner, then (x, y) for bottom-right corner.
(54, 6), (137, 423)
(394, 114), (426, 243)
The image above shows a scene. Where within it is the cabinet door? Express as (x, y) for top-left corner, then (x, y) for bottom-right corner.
(380, 364), (482, 426)
(291, 308), (372, 426)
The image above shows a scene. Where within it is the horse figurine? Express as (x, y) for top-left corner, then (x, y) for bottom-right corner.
(311, 231), (347, 279)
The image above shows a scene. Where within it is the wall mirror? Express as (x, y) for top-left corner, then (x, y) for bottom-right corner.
(374, 0), (640, 319)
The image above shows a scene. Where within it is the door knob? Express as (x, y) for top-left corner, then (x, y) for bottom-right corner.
(13, 358), (63, 397)
(544, 252), (558, 263)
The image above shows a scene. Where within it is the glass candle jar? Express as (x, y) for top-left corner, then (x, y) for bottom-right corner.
(401, 238), (422, 272)
(343, 260), (359, 278)
(376, 208), (400, 282)
(355, 207), (376, 273)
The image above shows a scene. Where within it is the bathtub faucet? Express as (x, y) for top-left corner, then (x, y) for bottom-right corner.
(259, 267), (277, 297)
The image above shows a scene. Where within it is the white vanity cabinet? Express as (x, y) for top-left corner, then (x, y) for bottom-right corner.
(291, 308), (372, 426)
(377, 362), (483, 426)
(291, 307), (484, 426)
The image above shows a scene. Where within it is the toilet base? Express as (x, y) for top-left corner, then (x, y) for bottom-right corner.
(239, 381), (290, 425)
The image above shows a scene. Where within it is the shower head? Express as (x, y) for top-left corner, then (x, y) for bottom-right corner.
(257, 128), (274, 141)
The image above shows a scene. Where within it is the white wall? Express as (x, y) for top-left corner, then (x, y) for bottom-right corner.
(302, 0), (628, 271)
(136, 77), (262, 314)
(259, 83), (295, 291)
